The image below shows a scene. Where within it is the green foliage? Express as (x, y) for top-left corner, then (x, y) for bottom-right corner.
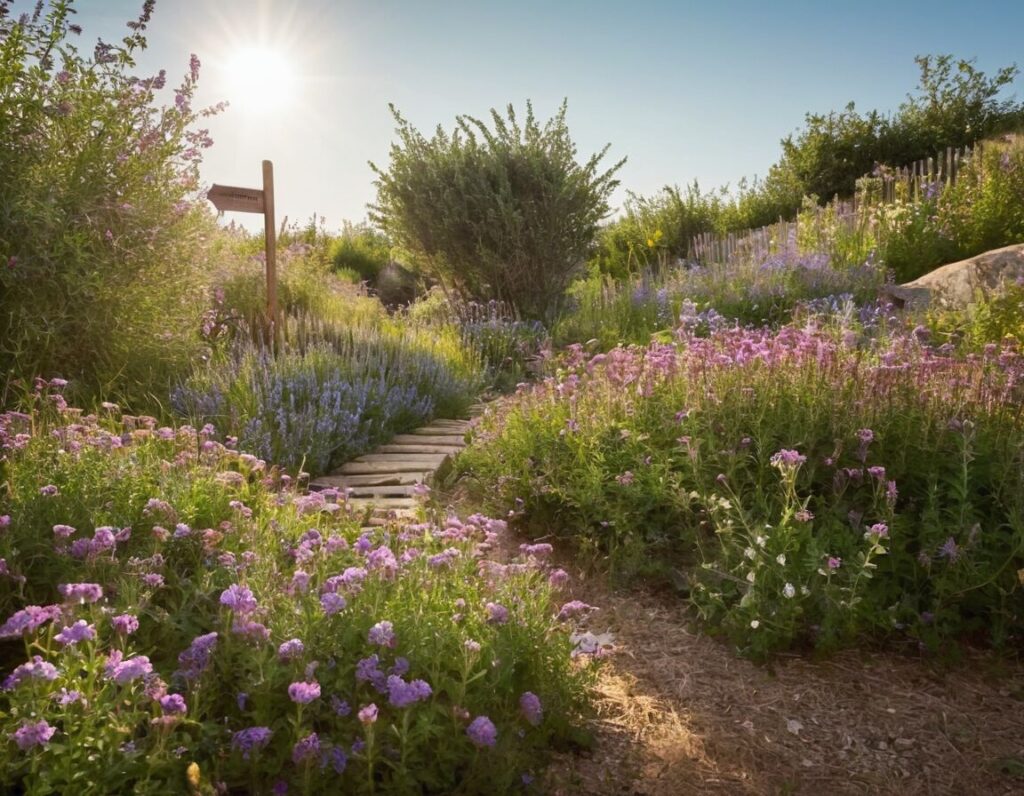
(0, 0), (226, 411)
(928, 278), (1024, 349)
(0, 401), (591, 792)
(456, 317), (1024, 657)
(328, 222), (392, 284)
(370, 101), (624, 322)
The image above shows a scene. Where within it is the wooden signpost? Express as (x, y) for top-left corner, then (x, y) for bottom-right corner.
(207, 160), (278, 326)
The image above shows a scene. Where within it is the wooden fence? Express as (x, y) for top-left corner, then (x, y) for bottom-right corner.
(686, 142), (984, 265)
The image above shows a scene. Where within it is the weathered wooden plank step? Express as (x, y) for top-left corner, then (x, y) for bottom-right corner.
(339, 461), (438, 475)
(422, 419), (472, 428)
(344, 484), (416, 498)
(408, 426), (469, 436)
(349, 497), (418, 510)
(314, 472), (430, 488)
(355, 453), (449, 464)
(391, 434), (466, 446)
(375, 444), (462, 455)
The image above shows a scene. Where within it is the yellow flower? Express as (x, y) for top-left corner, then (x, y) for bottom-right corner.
(646, 238), (654, 248)
(186, 762), (201, 790)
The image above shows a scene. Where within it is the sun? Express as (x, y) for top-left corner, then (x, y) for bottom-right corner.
(222, 46), (296, 113)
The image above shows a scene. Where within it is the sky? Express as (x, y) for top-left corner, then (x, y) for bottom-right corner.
(17, 0), (1024, 231)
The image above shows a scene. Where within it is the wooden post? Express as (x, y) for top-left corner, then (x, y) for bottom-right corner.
(262, 160), (278, 330)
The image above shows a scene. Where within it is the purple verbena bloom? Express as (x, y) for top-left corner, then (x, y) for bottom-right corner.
(386, 675), (432, 708)
(292, 733), (319, 762)
(112, 614), (139, 635)
(548, 569), (570, 587)
(367, 620), (395, 648)
(357, 703), (378, 724)
(556, 600), (597, 621)
(52, 524), (76, 538)
(466, 715), (498, 747)
(519, 692), (543, 726)
(142, 573), (165, 588)
(278, 638), (305, 661)
(232, 726), (272, 759)
(54, 619), (96, 646)
(0, 605), (63, 638)
(12, 719), (56, 751)
(320, 592), (346, 616)
(321, 745), (348, 774)
(160, 693), (187, 714)
(288, 681), (321, 704)
(827, 556), (842, 570)
(176, 632), (218, 680)
(770, 449), (806, 469)
(939, 536), (961, 562)
(331, 695), (351, 716)
(485, 602), (509, 625)
(58, 582), (103, 604)
(3, 656), (59, 690)
(107, 654), (152, 684)
(219, 584), (257, 614)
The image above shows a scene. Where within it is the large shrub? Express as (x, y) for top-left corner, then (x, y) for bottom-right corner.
(0, 0), (225, 409)
(370, 101), (623, 322)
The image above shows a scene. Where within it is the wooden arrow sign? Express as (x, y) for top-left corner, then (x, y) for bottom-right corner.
(207, 184), (265, 214)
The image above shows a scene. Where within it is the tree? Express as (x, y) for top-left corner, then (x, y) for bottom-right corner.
(370, 101), (624, 322)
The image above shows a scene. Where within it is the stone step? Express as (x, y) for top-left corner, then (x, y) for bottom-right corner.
(375, 444), (462, 455)
(391, 434), (466, 446)
(349, 497), (419, 511)
(409, 426), (469, 436)
(344, 484), (417, 498)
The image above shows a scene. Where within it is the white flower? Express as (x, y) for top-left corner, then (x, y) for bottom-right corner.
(746, 571), (756, 583)
(800, 585), (810, 596)
(776, 554), (786, 566)
(744, 547), (756, 560)
(750, 619), (760, 629)
(782, 582), (796, 599)
(755, 535), (767, 548)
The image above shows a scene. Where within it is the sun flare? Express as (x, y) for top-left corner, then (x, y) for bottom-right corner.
(222, 46), (296, 113)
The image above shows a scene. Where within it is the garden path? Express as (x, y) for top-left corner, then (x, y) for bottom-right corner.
(308, 404), (486, 518)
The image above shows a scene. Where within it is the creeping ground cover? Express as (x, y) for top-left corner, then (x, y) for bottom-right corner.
(0, 390), (593, 794)
(455, 305), (1024, 659)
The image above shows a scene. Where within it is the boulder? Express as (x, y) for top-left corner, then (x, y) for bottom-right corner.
(885, 243), (1024, 310)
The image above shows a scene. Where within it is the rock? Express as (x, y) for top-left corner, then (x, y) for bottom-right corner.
(885, 243), (1024, 310)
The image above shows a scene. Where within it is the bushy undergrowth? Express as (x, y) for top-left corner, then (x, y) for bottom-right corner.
(456, 312), (1024, 658)
(0, 2), (225, 409)
(0, 398), (592, 793)
(556, 249), (887, 349)
(172, 314), (484, 476)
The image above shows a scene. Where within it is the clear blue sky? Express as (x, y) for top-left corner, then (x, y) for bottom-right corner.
(15, 0), (1024, 231)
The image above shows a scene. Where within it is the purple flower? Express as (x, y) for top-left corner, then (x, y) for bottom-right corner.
(322, 745), (348, 774)
(53, 524), (76, 538)
(615, 471), (635, 486)
(357, 703), (378, 724)
(770, 449), (806, 469)
(827, 556), (842, 570)
(556, 600), (596, 621)
(58, 582), (103, 604)
(232, 726), (272, 759)
(519, 692), (543, 726)
(867, 523), (889, 539)
(466, 715), (498, 747)
(278, 638), (305, 661)
(293, 732), (320, 764)
(219, 584), (257, 614)
(386, 675), (432, 708)
(0, 605), (63, 638)
(548, 569), (570, 587)
(320, 592), (347, 616)
(12, 719), (56, 751)
(485, 602), (509, 625)
(3, 656), (59, 690)
(176, 632), (218, 680)
(288, 681), (321, 704)
(939, 536), (961, 562)
(56, 688), (82, 705)
(54, 620), (96, 646)
(231, 619), (270, 641)
(366, 545), (398, 578)
(112, 614), (139, 635)
(331, 695), (351, 716)
(107, 654), (153, 684)
(39, 485), (59, 497)
(160, 694), (187, 714)
(519, 543), (553, 559)
(367, 620), (396, 648)
(355, 655), (386, 691)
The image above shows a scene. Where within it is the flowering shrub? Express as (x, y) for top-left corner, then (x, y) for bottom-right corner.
(555, 248), (887, 348)
(0, 400), (592, 792)
(0, 1), (225, 408)
(456, 314), (1024, 655)
(173, 313), (484, 475)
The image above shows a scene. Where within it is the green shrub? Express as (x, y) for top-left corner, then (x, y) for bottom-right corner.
(370, 101), (624, 322)
(328, 222), (392, 284)
(0, 0), (225, 410)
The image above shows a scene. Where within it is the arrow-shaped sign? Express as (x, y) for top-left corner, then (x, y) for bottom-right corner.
(207, 184), (265, 214)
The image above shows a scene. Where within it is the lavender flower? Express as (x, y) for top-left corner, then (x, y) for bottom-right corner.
(232, 726), (272, 759)
(466, 716), (498, 748)
(288, 681), (321, 704)
(12, 719), (56, 751)
(0, 605), (63, 638)
(58, 582), (103, 604)
(3, 656), (59, 690)
(112, 614), (140, 635)
(485, 602), (509, 624)
(176, 632), (218, 680)
(278, 638), (305, 661)
(386, 675), (432, 708)
(519, 692), (543, 726)
(160, 694), (187, 714)
(769, 449), (806, 469)
(54, 620), (96, 646)
(367, 621), (396, 648)
(320, 592), (347, 616)
(219, 584), (257, 614)
(293, 732), (320, 764)
(357, 703), (378, 724)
